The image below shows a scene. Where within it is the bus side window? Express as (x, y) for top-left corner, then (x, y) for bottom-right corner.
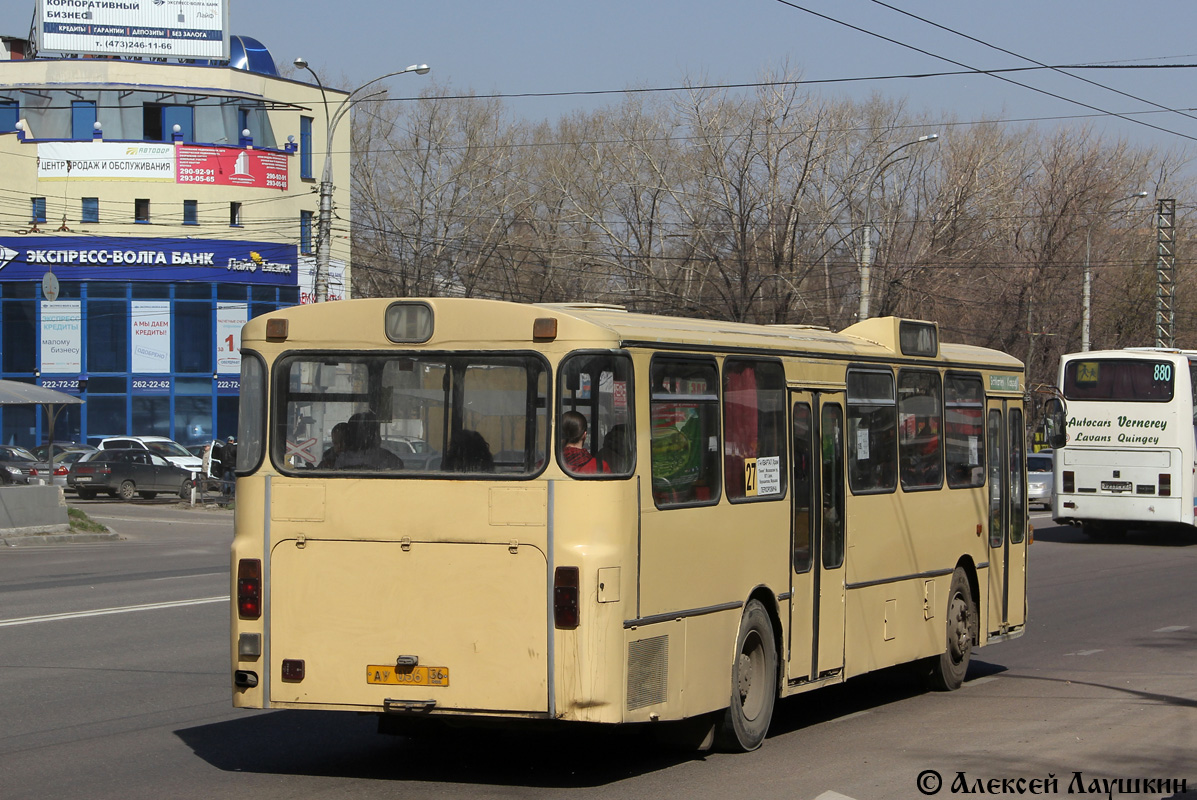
(846, 369), (897, 494)
(945, 374), (985, 489)
(898, 369), (943, 490)
(723, 358), (787, 502)
(557, 352), (635, 478)
(650, 356), (721, 507)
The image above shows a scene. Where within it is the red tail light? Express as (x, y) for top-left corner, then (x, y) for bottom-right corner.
(1063, 470), (1075, 493)
(237, 559), (262, 619)
(29, 468), (39, 477)
(1159, 473), (1171, 497)
(554, 566), (580, 629)
(54, 466), (69, 476)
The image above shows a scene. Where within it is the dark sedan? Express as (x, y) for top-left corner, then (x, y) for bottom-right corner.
(67, 448), (196, 501)
(0, 444), (39, 484)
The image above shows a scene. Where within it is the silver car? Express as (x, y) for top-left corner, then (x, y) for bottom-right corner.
(1027, 451), (1054, 509)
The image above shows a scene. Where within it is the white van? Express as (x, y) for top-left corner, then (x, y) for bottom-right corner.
(97, 436), (203, 472)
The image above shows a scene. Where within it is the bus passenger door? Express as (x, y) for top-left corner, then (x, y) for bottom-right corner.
(788, 393), (846, 683)
(986, 402), (1028, 636)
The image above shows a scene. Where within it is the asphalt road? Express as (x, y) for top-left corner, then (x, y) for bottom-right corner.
(1, 503), (1193, 800)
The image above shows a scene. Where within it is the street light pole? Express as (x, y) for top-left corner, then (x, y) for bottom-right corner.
(1081, 190), (1147, 351)
(293, 59), (430, 302)
(859, 133), (938, 320)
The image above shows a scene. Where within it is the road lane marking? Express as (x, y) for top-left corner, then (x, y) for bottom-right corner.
(1155, 625), (1190, 633)
(0, 596), (229, 627)
(1064, 649), (1104, 656)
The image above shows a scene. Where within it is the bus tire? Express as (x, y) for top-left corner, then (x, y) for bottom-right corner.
(924, 567), (976, 691)
(715, 599), (777, 752)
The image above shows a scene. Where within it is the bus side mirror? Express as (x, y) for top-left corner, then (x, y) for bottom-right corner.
(1044, 398), (1067, 449)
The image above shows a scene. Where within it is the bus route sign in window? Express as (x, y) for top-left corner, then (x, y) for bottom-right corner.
(1063, 359), (1175, 402)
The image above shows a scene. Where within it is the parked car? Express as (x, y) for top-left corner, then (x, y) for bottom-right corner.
(67, 448), (195, 501)
(1027, 450), (1054, 509)
(48, 449), (93, 489)
(96, 436), (203, 472)
(32, 442), (97, 462)
(0, 444), (41, 484)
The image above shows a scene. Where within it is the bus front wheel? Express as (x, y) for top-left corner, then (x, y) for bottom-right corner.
(715, 599), (777, 752)
(924, 567), (977, 691)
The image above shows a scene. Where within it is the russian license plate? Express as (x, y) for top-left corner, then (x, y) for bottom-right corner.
(367, 665), (449, 687)
(1101, 480), (1132, 493)
(75, 476), (91, 482)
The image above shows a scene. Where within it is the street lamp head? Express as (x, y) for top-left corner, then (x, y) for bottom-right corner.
(1133, 191), (1148, 198)
(293, 57), (309, 70)
(917, 133), (939, 143)
(409, 64), (431, 75)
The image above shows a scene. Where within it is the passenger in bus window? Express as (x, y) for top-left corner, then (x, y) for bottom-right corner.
(597, 424), (631, 473)
(561, 411), (607, 474)
(338, 411), (404, 470)
(444, 430), (494, 472)
(318, 422), (348, 469)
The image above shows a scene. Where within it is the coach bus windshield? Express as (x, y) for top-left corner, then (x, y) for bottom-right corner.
(1062, 359), (1175, 402)
(274, 353), (549, 476)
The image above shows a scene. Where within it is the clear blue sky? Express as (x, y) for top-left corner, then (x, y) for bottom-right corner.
(5, 0), (1197, 152)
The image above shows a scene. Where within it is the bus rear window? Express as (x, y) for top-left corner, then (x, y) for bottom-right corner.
(274, 353), (549, 477)
(1063, 359), (1174, 402)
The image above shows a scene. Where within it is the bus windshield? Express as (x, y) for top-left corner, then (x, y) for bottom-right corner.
(1062, 359), (1175, 402)
(275, 353), (549, 476)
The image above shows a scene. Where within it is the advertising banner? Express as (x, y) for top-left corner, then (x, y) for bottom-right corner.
(131, 301), (171, 373)
(0, 237), (297, 286)
(40, 300), (82, 373)
(216, 302), (247, 374)
(177, 145), (289, 191)
(297, 255), (346, 303)
(37, 0), (229, 60)
(37, 142), (175, 181)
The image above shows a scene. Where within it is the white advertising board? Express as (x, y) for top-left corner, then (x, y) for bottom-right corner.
(37, 0), (229, 60)
(297, 255), (347, 304)
(40, 300), (82, 373)
(37, 142), (175, 181)
(131, 300), (171, 373)
(216, 302), (247, 374)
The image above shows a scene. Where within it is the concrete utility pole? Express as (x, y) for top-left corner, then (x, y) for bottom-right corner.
(293, 59), (430, 302)
(1082, 191), (1147, 352)
(858, 133), (938, 320)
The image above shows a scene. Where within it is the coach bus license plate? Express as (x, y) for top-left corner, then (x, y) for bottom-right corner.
(367, 665), (449, 687)
(1101, 480), (1132, 493)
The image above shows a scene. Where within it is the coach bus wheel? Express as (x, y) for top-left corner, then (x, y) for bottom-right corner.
(715, 599), (777, 751)
(925, 567), (977, 691)
(118, 480), (137, 501)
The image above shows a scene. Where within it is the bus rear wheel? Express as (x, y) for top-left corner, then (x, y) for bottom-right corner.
(924, 567), (976, 691)
(715, 599), (777, 752)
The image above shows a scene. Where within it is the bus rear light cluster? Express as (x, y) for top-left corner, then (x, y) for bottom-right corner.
(1062, 471), (1075, 493)
(237, 558), (262, 619)
(1159, 474), (1172, 497)
(554, 566), (580, 629)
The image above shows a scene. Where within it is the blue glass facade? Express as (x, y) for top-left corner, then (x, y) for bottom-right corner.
(0, 278), (299, 449)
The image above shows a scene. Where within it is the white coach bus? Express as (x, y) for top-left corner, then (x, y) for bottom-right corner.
(1054, 348), (1197, 538)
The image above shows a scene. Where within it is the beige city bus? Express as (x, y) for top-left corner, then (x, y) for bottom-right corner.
(230, 298), (1029, 751)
